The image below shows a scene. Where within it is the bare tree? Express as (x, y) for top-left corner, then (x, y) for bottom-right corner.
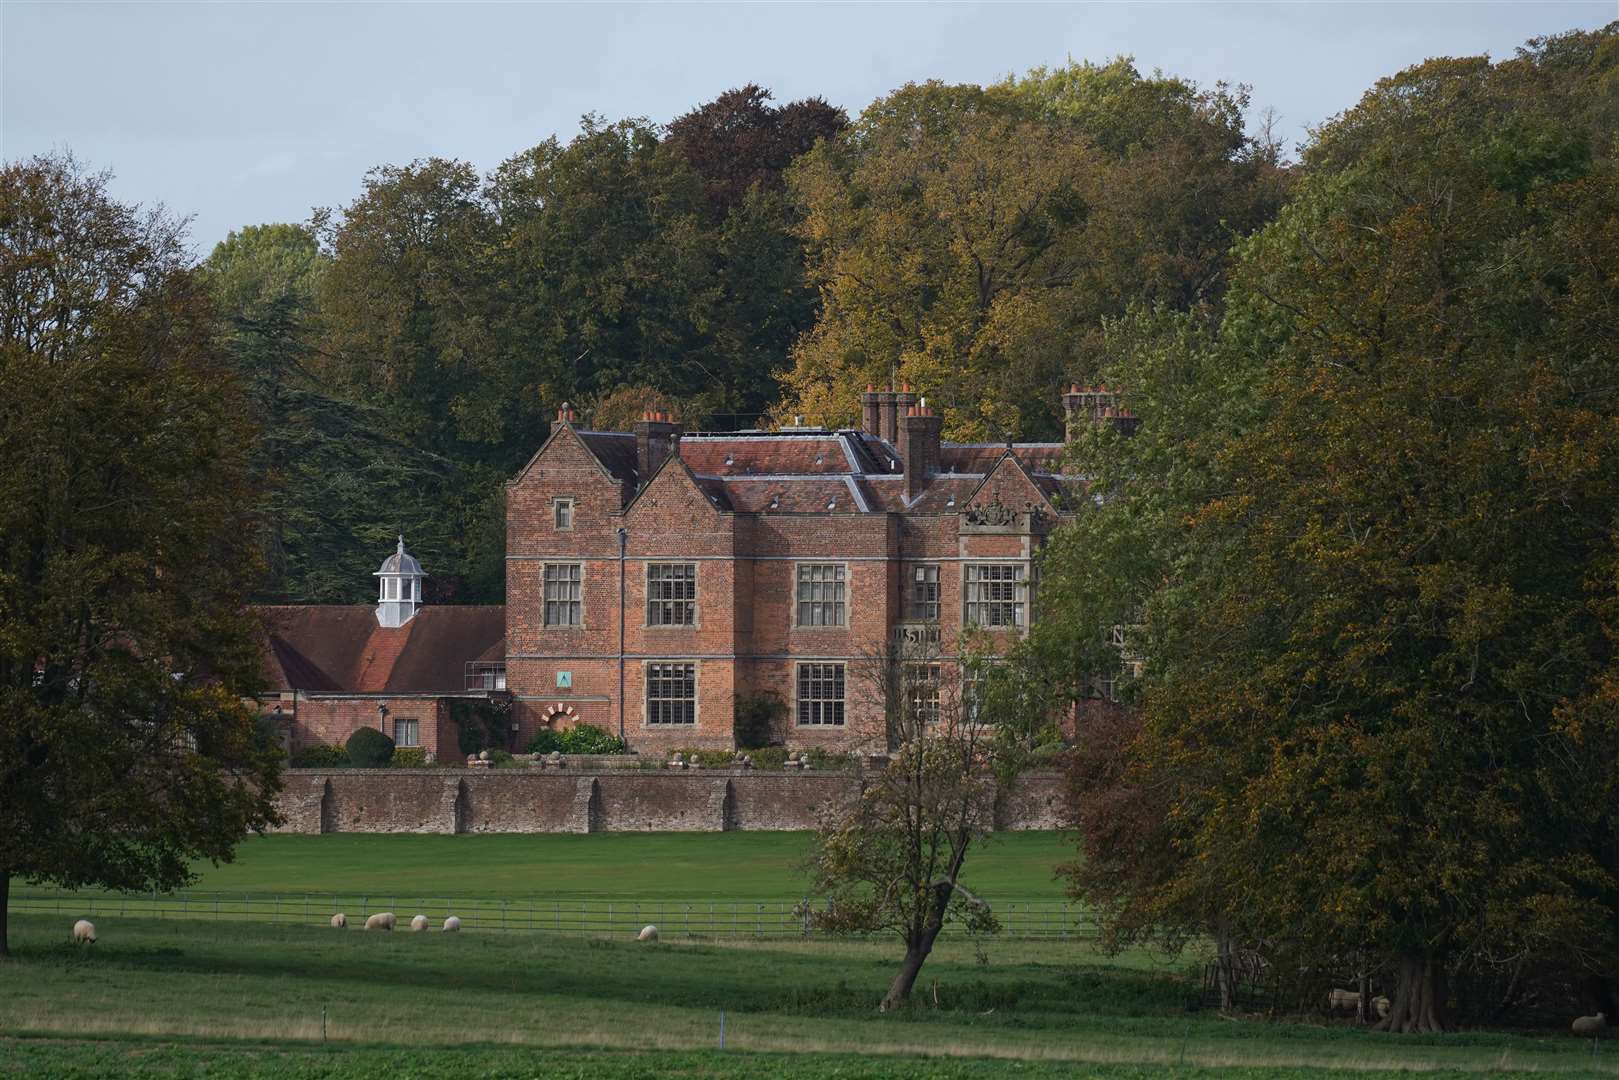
(801, 629), (1003, 1010)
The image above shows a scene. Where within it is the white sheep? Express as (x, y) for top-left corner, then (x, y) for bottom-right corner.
(410, 914), (428, 931)
(442, 915), (461, 932)
(1573, 1011), (1607, 1036)
(72, 919), (96, 944)
(330, 913), (347, 929)
(364, 912), (396, 931)
(637, 924), (659, 942)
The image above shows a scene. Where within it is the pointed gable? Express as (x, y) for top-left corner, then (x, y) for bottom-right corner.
(509, 423), (633, 505)
(964, 451), (1060, 519)
(624, 451), (729, 522)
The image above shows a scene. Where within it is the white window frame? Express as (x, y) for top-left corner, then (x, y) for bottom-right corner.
(645, 661), (698, 725)
(964, 562), (1028, 629)
(795, 662), (846, 726)
(646, 562), (698, 628)
(909, 563), (941, 622)
(794, 562), (848, 628)
(542, 563), (584, 627)
(394, 717), (420, 747)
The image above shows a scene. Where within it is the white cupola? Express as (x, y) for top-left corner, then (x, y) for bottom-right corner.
(374, 535), (425, 628)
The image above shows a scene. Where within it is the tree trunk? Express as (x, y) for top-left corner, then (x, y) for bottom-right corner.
(881, 943), (932, 1011)
(1215, 922), (1236, 1011)
(1377, 953), (1448, 1033)
(0, 870), (9, 959)
(880, 880), (953, 1011)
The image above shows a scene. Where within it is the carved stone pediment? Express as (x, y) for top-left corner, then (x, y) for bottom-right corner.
(961, 499), (1048, 534)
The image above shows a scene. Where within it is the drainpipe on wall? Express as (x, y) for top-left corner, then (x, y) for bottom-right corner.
(617, 527), (627, 742)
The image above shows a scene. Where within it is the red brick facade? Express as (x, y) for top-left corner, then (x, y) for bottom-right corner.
(258, 387), (1125, 758)
(505, 390), (1092, 753)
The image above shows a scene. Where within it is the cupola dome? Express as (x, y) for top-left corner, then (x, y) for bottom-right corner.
(374, 536), (426, 627)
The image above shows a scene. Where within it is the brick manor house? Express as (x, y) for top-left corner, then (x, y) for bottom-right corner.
(259, 385), (1133, 758)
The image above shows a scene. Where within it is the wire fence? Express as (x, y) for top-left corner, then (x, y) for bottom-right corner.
(10, 889), (1097, 940)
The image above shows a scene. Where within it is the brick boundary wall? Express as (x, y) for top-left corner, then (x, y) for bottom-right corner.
(269, 769), (1066, 834)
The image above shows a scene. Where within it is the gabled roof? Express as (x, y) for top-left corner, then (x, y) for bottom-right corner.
(258, 605), (505, 694)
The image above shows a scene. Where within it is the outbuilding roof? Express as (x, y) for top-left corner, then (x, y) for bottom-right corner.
(258, 605), (504, 694)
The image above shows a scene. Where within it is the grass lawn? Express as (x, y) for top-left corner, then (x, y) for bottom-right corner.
(3, 914), (1614, 1078)
(167, 830), (1074, 900)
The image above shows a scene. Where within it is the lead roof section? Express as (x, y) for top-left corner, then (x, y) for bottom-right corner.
(569, 428), (1076, 514)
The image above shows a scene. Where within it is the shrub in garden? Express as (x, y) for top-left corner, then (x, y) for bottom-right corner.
(747, 747), (789, 771)
(391, 747), (431, 768)
(487, 749), (517, 767)
(558, 723), (627, 755)
(290, 744), (350, 768)
(526, 728), (564, 754)
(345, 726), (395, 767)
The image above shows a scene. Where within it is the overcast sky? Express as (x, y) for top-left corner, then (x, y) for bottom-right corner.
(4, 1), (1614, 255)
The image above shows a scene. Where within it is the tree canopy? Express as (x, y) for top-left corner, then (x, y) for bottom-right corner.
(1018, 25), (1619, 1030)
(0, 153), (283, 956)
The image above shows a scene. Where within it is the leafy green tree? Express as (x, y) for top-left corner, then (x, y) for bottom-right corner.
(803, 636), (1001, 1009)
(200, 224), (483, 602)
(780, 63), (1286, 440)
(1023, 26), (1619, 1031)
(0, 153), (282, 956)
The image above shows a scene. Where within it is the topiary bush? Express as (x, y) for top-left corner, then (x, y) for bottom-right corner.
(390, 747), (432, 768)
(345, 726), (395, 767)
(558, 723), (627, 755)
(526, 728), (564, 754)
(290, 743), (350, 768)
(733, 690), (787, 750)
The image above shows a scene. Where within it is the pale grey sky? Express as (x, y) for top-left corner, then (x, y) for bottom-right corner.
(4, 1), (1614, 255)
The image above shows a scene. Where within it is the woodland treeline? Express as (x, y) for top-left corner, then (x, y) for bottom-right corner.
(201, 60), (1289, 603)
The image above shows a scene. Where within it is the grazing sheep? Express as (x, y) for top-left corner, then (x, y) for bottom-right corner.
(330, 913), (347, 929)
(410, 915), (428, 932)
(442, 916), (461, 932)
(637, 925), (659, 942)
(72, 919), (96, 944)
(1573, 1012), (1607, 1036)
(364, 912), (396, 931)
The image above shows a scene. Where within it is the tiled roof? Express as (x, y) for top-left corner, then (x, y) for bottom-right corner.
(678, 436), (854, 476)
(257, 605), (505, 694)
(714, 477), (868, 513)
(572, 427), (1072, 515)
(577, 431), (640, 486)
(939, 443), (1066, 475)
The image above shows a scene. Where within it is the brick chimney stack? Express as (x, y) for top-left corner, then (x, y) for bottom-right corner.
(860, 384), (881, 437)
(877, 386), (898, 444)
(556, 402), (577, 425)
(1062, 384), (1140, 440)
(900, 397), (943, 503)
(894, 383), (917, 434)
(632, 409), (681, 489)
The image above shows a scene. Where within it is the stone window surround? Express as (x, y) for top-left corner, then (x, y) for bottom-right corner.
(793, 561), (849, 630)
(542, 562), (585, 627)
(644, 660), (698, 726)
(645, 561), (699, 629)
(793, 660), (846, 727)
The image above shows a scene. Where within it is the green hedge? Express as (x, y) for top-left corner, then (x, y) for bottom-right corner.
(559, 723), (627, 755)
(390, 747), (432, 768)
(346, 726), (395, 767)
(290, 744), (350, 768)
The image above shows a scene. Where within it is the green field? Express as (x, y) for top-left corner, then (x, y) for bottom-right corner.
(173, 830), (1072, 899)
(3, 914), (1614, 1079)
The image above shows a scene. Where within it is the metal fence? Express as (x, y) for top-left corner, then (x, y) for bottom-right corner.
(10, 889), (1096, 940)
